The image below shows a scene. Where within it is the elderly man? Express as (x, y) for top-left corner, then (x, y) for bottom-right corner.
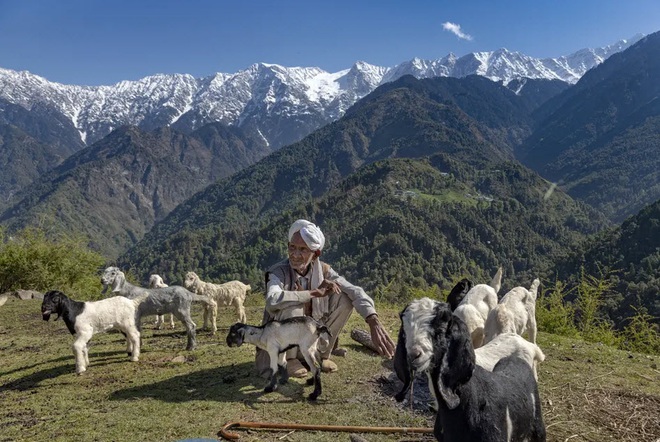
(256, 219), (395, 378)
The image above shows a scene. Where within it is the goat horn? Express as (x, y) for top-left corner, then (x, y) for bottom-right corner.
(218, 421), (433, 440)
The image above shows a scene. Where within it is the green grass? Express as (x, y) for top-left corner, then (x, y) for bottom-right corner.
(1, 298), (659, 442)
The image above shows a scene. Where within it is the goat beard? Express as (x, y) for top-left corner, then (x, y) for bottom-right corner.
(101, 284), (108, 295)
(42, 310), (52, 321)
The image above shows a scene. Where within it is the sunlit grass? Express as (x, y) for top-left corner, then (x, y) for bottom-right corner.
(1, 297), (658, 441)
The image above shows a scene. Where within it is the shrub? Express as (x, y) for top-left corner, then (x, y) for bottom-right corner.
(0, 227), (105, 299)
(536, 279), (579, 338)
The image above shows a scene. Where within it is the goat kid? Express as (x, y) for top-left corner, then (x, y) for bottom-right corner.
(41, 290), (143, 374)
(226, 317), (331, 400)
(101, 266), (217, 350)
(184, 271), (251, 334)
(149, 274), (175, 330)
(484, 278), (540, 344)
(452, 267), (502, 348)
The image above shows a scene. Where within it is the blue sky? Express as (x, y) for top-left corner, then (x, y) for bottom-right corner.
(1, 0), (658, 86)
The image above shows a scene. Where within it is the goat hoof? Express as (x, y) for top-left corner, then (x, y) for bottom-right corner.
(306, 378), (315, 386)
(264, 385), (276, 393)
(394, 392), (406, 402)
(307, 392), (319, 401)
(127, 352), (132, 357)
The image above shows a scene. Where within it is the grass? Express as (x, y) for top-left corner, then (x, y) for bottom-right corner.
(1, 297), (659, 442)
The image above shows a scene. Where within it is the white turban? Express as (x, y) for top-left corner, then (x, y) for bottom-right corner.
(288, 219), (325, 251)
(288, 219), (328, 319)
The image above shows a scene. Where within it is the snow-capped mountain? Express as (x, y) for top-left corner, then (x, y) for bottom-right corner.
(0, 34), (644, 149)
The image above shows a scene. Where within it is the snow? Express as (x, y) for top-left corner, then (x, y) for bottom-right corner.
(0, 34), (643, 147)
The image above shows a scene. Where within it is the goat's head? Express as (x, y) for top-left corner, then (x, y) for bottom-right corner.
(393, 297), (439, 401)
(183, 271), (198, 289)
(226, 323), (246, 347)
(41, 290), (67, 321)
(101, 267), (124, 294)
(430, 302), (476, 410)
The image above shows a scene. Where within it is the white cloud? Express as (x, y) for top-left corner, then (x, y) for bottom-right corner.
(442, 22), (473, 41)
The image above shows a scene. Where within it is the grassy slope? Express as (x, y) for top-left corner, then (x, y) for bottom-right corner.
(0, 298), (658, 442)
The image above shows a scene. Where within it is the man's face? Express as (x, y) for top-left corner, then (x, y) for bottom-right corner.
(288, 231), (316, 274)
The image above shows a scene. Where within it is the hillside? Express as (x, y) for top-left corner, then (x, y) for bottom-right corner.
(519, 31), (660, 222)
(179, 157), (609, 298)
(555, 199), (660, 324)
(120, 75), (609, 293)
(0, 124), (270, 258)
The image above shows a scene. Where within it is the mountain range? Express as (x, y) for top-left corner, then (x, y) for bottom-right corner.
(0, 34), (642, 152)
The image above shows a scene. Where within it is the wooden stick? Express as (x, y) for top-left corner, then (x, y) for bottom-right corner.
(218, 421), (434, 440)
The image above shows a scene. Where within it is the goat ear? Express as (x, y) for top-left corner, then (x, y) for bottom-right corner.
(393, 326), (412, 401)
(437, 314), (475, 410)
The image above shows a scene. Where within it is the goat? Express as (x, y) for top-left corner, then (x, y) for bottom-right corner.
(101, 267), (217, 350)
(184, 271), (251, 334)
(226, 316), (331, 400)
(149, 274), (175, 330)
(446, 278), (473, 311)
(394, 298), (546, 406)
(429, 302), (545, 441)
(452, 267), (502, 348)
(41, 290), (143, 374)
(485, 279), (540, 344)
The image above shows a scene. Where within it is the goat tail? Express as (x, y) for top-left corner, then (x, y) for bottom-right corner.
(529, 278), (540, 300)
(533, 344), (546, 364)
(490, 267), (503, 293)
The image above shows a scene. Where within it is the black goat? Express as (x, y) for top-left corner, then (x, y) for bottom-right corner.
(429, 302), (545, 441)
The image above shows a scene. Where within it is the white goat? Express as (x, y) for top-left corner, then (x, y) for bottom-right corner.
(149, 274), (175, 330)
(452, 267), (502, 348)
(484, 278), (540, 344)
(184, 271), (251, 334)
(226, 317), (331, 400)
(394, 297), (546, 406)
(41, 290), (143, 374)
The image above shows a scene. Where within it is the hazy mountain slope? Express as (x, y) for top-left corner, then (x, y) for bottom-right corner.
(0, 125), (70, 209)
(120, 76), (610, 287)
(519, 31), (660, 222)
(0, 124), (269, 258)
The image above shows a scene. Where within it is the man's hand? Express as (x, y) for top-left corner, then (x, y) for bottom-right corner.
(311, 280), (341, 297)
(366, 314), (395, 359)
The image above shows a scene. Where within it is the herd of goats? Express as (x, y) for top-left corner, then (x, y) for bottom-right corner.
(38, 266), (548, 441)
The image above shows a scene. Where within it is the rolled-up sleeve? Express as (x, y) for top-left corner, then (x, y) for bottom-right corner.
(325, 267), (377, 319)
(265, 273), (312, 315)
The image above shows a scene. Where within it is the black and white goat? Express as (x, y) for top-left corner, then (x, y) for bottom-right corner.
(429, 302), (545, 441)
(226, 317), (331, 400)
(394, 297), (545, 406)
(101, 266), (217, 350)
(41, 290), (143, 374)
